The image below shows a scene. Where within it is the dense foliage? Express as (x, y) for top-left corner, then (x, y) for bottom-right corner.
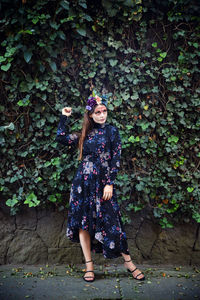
(0, 0), (200, 228)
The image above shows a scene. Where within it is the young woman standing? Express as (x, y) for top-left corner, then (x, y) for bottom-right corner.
(55, 92), (145, 282)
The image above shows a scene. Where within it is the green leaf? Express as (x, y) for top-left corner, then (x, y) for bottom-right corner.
(88, 72), (96, 78)
(24, 51), (32, 63)
(48, 195), (57, 202)
(76, 28), (86, 36)
(124, 0), (137, 7)
(0, 56), (7, 63)
(84, 14), (92, 21)
(193, 43), (198, 49)
(152, 42), (157, 48)
(32, 17), (39, 24)
(5, 47), (17, 57)
(109, 59), (118, 67)
(49, 61), (57, 72)
(128, 136), (140, 143)
(17, 97), (30, 106)
(187, 187), (194, 193)
(141, 122), (149, 130)
(1, 63), (11, 71)
(160, 52), (167, 58)
(136, 182), (144, 191)
(0, 122), (15, 131)
(192, 211), (200, 223)
(6, 195), (18, 207)
(131, 92), (139, 100)
(58, 31), (66, 40)
(24, 192), (40, 207)
(79, 2), (87, 9)
(168, 136), (179, 143)
(60, 0), (69, 10)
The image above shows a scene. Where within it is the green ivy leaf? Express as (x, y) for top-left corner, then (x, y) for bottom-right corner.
(109, 59), (118, 67)
(168, 136), (179, 143)
(17, 98), (30, 106)
(60, 0), (69, 10)
(193, 43), (198, 49)
(48, 195), (57, 202)
(0, 56), (7, 63)
(24, 51), (33, 63)
(160, 52), (167, 58)
(1, 63), (11, 71)
(128, 136), (140, 143)
(76, 28), (86, 36)
(49, 61), (57, 72)
(6, 195), (18, 207)
(58, 31), (66, 40)
(187, 187), (194, 193)
(24, 192), (40, 207)
(152, 42), (157, 47)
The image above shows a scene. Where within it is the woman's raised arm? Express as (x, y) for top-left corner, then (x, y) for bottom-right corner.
(55, 107), (79, 146)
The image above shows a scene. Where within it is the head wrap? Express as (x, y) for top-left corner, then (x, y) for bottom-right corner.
(85, 90), (108, 111)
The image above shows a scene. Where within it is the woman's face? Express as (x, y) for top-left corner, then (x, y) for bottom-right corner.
(90, 104), (107, 124)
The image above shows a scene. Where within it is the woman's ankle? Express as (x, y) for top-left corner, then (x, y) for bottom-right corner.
(121, 253), (132, 262)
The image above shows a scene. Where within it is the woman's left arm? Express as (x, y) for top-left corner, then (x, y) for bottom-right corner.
(106, 126), (122, 186)
(103, 126), (121, 200)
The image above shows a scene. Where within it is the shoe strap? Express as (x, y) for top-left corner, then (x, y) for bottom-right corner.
(124, 259), (132, 263)
(135, 272), (142, 278)
(85, 270), (94, 273)
(130, 267), (138, 273)
(85, 260), (93, 264)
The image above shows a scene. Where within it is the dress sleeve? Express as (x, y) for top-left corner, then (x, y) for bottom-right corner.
(106, 126), (122, 186)
(55, 114), (79, 146)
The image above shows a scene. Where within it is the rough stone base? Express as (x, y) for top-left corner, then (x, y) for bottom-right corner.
(0, 207), (199, 265)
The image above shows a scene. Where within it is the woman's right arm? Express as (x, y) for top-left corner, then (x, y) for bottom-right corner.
(55, 107), (79, 146)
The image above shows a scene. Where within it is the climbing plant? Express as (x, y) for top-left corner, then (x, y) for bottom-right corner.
(0, 0), (200, 228)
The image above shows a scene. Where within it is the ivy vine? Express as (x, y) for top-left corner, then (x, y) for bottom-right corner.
(0, 0), (200, 228)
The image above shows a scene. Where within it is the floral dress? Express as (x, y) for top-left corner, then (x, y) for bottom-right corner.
(56, 114), (130, 259)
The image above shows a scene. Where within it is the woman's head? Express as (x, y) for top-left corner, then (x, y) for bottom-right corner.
(78, 92), (108, 160)
(89, 104), (107, 125)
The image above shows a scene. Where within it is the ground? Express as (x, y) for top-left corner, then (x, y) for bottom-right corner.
(0, 264), (200, 300)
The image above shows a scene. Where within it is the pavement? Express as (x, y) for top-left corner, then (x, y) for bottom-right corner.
(0, 263), (200, 300)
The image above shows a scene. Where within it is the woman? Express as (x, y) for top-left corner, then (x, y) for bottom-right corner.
(55, 91), (145, 282)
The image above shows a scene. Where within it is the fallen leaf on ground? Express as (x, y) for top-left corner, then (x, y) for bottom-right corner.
(147, 280), (152, 284)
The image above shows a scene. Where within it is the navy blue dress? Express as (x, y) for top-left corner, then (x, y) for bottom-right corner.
(56, 114), (129, 258)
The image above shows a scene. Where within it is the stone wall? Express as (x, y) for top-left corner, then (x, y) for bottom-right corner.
(0, 207), (199, 266)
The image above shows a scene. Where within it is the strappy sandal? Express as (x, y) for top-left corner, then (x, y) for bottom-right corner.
(124, 259), (145, 281)
(83, 260), (95, 282)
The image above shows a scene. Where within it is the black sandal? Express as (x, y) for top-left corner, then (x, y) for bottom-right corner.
(83, 260), (95, 282)
(124, 259), (145, 281)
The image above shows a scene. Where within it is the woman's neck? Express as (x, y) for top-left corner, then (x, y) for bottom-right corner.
(93, 121), (106, 128)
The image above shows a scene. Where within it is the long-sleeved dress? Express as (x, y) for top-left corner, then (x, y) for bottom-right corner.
(56, 114), (130, 259)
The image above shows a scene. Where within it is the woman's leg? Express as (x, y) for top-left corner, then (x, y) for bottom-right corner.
(121, 252), (145, 280)
(79, 229), (94, 280)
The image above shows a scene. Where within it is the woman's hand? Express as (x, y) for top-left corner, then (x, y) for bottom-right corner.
(62, 107), (72, 117)
(103, 184), (113, 200)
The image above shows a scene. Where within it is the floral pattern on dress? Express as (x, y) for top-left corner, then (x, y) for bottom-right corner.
(56, 114), (129, 259)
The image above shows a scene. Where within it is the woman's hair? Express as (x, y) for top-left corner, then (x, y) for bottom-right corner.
(78, 109), (95, 160)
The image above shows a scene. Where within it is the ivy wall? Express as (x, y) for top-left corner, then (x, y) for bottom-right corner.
(0, 0), (200, 228)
